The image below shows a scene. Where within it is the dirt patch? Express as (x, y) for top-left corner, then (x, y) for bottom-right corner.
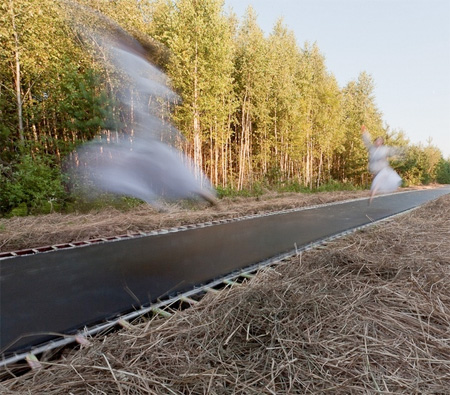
(1, 191), (449, 393)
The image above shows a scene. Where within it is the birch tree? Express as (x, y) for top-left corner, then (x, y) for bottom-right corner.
(150, 0), (233, 182)
(266, 20), (303, 184)
(338, 72), (384, 184)
(233, 7), (270, 189)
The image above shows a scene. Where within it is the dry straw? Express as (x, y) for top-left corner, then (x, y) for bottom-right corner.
(1, 192), (449, 394)
(0, 190), (369, 252)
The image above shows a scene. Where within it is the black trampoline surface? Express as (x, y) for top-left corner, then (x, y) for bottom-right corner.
(1, 187), (449, 357)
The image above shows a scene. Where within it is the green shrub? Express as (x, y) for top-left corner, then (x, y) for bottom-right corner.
(0, 154), (68, 216)
(436, 159), (450, 184)
(9, 202), (28, 217)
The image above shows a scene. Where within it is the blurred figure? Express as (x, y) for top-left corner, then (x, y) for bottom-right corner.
(361, 125), (402, 204)
(65, 4), (216, 208)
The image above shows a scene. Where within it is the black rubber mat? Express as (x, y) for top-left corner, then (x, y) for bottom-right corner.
(1, 187), (449, 357)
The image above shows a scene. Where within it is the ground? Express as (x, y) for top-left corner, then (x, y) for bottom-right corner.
(0, 187), (424, 252)
(1, 187), (449, 393)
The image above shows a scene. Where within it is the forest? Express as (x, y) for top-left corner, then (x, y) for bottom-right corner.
(1, 0), (449, 216)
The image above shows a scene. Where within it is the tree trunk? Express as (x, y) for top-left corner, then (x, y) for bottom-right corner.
(317, 150), (323, 188)
(193, 40), (202, 178)
(238, 91), (250, 190)
(10, 0), (24, 143)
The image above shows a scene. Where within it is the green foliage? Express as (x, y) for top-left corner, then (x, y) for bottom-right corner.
(0, 0), (113, 162)
(276, 180), (360, 194)
(9, 203), (28, 217)
(436, 159), (450, 184)
(0, 0), (446, 216)
(0, 154), (68, 216)
(56, 65), (112, 146)
(151, 0), (236, 186)
(396, 144), (443, 186)
(217, 179), (360, 198)
(314, 180), (361, 192)
(216, 182), (266, 199)
(68, 194), (144, 214)
(337, 72), (385, 185)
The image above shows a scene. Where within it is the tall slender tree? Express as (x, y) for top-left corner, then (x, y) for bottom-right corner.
(151, 0), (236, 185)
(233, 7), (270, 189)
(266, 20), (303, 183)
(338, 72), (384, 185)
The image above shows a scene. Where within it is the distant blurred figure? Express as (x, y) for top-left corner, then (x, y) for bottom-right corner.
(361, 125), (402, 204)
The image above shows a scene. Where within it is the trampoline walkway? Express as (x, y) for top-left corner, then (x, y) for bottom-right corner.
(1, 187), (449, 359)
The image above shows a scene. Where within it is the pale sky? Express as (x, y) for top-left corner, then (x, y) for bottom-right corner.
(224, 0), (450, 158)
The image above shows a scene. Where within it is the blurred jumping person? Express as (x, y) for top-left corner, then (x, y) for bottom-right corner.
(361, 125), (402, 204)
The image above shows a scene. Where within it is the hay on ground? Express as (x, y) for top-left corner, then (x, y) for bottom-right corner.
(0, 190), (373, 252)
(1, 193), (449, 394)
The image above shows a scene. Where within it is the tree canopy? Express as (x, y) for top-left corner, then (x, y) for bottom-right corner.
(0, 0), (448, 215)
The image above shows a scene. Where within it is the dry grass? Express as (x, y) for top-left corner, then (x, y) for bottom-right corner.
(1, 193), (449, 394)
(0, 190), (374, 252)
